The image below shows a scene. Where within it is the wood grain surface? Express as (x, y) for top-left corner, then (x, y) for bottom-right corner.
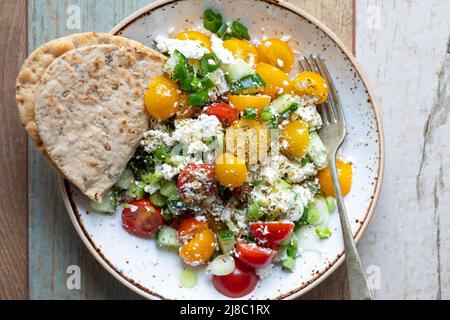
(0, 0), (28, 300)
(0, 0), (353, 300)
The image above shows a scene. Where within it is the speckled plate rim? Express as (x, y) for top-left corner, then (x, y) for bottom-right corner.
(59, 0), (385, 300)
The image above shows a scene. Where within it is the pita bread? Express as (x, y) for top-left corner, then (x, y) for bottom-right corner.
(15, 32), (159, 150)
(34, 44), (166, 202)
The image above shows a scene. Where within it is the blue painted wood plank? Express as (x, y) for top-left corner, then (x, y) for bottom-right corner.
(28, 0), (151, 300)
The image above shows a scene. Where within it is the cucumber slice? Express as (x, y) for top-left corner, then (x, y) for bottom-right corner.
(150, 192), (167, 208)
(160, 180), (178, 198)
(308, 131), (328, 169)
(222, 58), (254, 82)
(115, 167), (134, 190)
(306, 197), (330, 226)
(217, 230), (236, 254)
(156, 225), (181, 249)
(90, 190), (117, 214)
(326, 196), (336, 212)
(179, 269), (197, 288)
(269, 94), (300, 116)
(229, 74), (266, 94)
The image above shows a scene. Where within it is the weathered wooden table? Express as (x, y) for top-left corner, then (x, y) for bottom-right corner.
(0, 0), (448, 300)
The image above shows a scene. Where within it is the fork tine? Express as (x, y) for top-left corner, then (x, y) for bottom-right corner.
(308, 55), (334, 124)
(299, 57), (311, 71)
(315, 55), (346, 124)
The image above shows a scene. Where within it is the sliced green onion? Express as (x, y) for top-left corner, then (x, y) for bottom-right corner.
(217, 22), (228, 38)
(189, 89), (209, 106)
(179, 269), (198, 288)
(242, 108), (258, 119)
(206, 255), (236, 276)
(230, 20), (250, 40)
(223, 34), (235, 40)
(190, 77), (201, 91)
(199, 77), (215, 90)
(300, 155), (313, 167)
(200, 53), (221, 75)
(286, 235), (298, 258)
(160, 180), (178, 198)
(150, 192), (167, 208)
(172, 50), (192, 91)
(315, 226), (332, 239)
(203, 9), (223, 33)
(282, 256), (296, 271)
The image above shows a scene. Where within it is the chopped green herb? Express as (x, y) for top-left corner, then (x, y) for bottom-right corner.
(200, 53), (222, 75)
(301, 155), (313, 167)
(216, 22), (228, 38)
(189, 89), (209, 106)
(154, 146), (171, 161)
(230, 20), (250, 40)
(251, 178), (266, 186)
(203, 9), (223, 33)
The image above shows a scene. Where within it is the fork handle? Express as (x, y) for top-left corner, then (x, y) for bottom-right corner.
(329, 153), (373, 300)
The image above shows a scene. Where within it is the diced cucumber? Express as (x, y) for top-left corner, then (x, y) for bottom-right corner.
(150, 192), (167, 208)
(229, 74), (266, 94)
(315, 226), (332, 239)
(286, 234), (298, 259)
(222, 58), (254, 82)
(307, 131), (328, 169)
(269, 94), (300, 116)
(156, 225), (181, 249)
(273, 179), (292, 192)
(306, 197), (330, 226)
(217, 230), (236, 254)
(167, 195), (188, 216)
(90, 190), (117, 214)
(126, 181), (146, 200)
(282, 256), (296, 271)
(179, 269), (197, 288)
(115, 168), (134, 190)
(326, 196), (336, 212)
(160, 180), (178, 198)
(141, 172), (163, 185)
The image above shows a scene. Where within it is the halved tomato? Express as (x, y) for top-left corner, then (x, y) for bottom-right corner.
(203, 103), (239, 127)
(122, 199), (163, 238)
(235, 241), (276, 268)
(177, 163), (217, 203)
(178, 216), (209, 244)
(249, 222), (295, 246)
(212, 259), (259, 298)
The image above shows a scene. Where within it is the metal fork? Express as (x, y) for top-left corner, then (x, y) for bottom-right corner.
(300, 55), (373, 300)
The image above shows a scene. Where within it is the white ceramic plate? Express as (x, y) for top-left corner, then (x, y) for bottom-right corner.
(60, 0), (384, 300)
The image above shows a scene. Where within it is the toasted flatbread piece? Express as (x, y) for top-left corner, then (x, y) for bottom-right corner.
(34, 44), (166, 202)
(15, 32), (160, 150)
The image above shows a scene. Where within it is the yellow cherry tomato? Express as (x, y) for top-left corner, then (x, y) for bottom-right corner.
(179, 229), (217, 265)
(145, 76), (181, 120)
(255, 63), (293, 98)
(215, 153), (248, 188)
(258, 38), (295, 73)
(280, 120), (310, 158)
(318, 160), (353, 197)
(223, 39), (259, 64)
(228, 95), (272, 114)
(176, 30), (211, 51)
(293, 71), (329, 104)
(226, 119), (269, 165)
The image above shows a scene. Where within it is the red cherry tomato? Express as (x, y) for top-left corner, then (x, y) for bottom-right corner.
(178, 216), (209, 244)
(212, 259), (259, 298)
(177, 163), (217, 203)
(203, 103), (239, 127)
(249, 221), (295, 246)
(122, 199), (163, 238)
(235, 241), (276, 268)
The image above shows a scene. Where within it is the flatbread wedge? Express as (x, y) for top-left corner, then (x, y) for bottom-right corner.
(15, 32), (158, 151)
(34, 44), (166, 202)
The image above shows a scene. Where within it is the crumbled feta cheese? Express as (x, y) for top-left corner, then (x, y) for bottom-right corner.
(208, 69), (229, 95)
(172, 114), (223, 144)
(295, 105), (323, 130)
(256, 264), (274, 280)
(156, 163), (180, 180)
(144, 184), (160, 195)
(155, 35), (209, 59)
(211, 35), (237, 64)
(141, 129), (174, 153)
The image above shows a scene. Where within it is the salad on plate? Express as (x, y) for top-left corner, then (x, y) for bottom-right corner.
(91, 9), (353, 298)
